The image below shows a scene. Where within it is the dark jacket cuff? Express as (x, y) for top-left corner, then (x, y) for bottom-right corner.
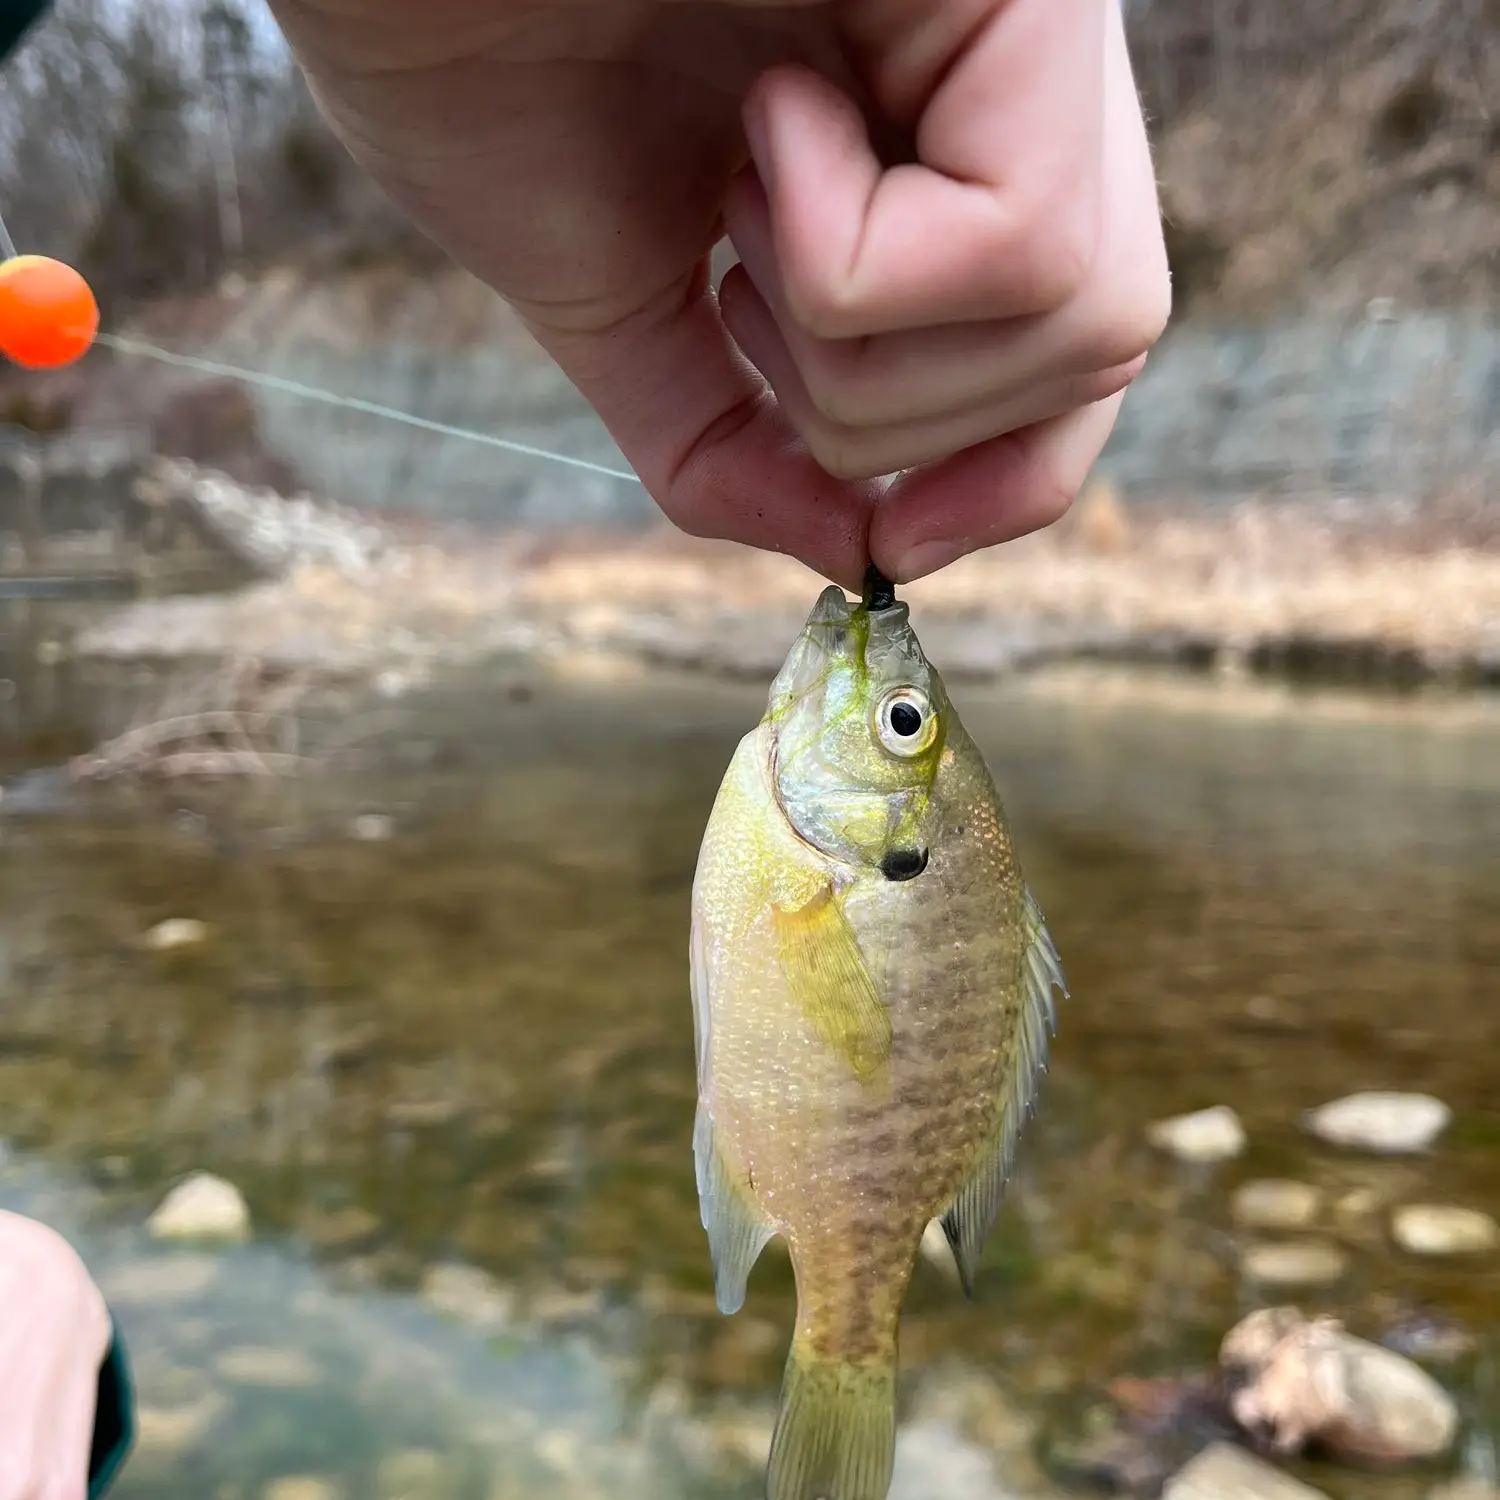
(87, 1323), (135, 1500)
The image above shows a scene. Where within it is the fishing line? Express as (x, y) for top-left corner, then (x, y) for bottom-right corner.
(0, 203), (16, 261)
(93, 332), (645, 485)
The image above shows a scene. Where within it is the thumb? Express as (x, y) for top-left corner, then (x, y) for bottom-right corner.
(528, 267), (876, 591)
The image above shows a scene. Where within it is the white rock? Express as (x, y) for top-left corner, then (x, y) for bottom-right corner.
(1392, 1204), (1500, 1257)
(99, 1254), (219, 1306)
(263, 1479), (344, 1500)
(134, 1391), (228, 1457)
(919, 1220), (961, 1283)
(1303, 1092), (1450, 1154)
(1232, 1180), (1323, 1232)
(1147, 1105), (1247, 1163)
(148, 1172), (250, 1242)
(349, 812), (395, 842)
(1164, 1442), (1331, 1500)
(142, 918), (209, 951)
(215, 1345), (321, 1388)
(377, 1449), (444, 1500)
(419, 1262), (514, 1333)
(1240, 1239), (1349, 1288)
(889, 1419), (1012, 1500)
(1221, 1308), (1458, 1464)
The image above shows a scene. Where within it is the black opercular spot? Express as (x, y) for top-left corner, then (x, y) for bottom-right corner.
(880, 848), (929, 882)
(889, 702), (922, 737)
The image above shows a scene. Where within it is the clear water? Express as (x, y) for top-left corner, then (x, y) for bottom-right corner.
(1, 640), (1497, 1500)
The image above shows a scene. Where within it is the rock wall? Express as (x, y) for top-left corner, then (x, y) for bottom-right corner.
(158, 275), (1499, 525)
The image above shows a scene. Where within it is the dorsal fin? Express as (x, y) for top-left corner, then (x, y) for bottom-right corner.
(940, 886), (1067, 1296)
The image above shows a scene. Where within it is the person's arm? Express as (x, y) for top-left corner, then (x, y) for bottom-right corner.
(0, 0), (50, 62)
(0, 1210), (134, 1500)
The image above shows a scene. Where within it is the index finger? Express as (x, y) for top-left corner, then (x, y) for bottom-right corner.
(743, 0), (1109, 339)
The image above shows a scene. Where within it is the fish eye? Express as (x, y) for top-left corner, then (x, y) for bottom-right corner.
(875, 688), (935, 757)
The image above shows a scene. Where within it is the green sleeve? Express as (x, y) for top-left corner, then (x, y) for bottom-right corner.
(0, 0), (50, 61)
(87, 1323), (135, 1500)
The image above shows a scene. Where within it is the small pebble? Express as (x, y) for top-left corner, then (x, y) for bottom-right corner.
(1147, 1105), (1246, 1163)
(1240, 1239), (1349, 1288)
(148, 1171), (250, 1242)
(1164, 1442), (1332, 1500)
(215, 1345), (321, 1389)
(349, 812), (395, 842)
(142, 918), (209, 952)
(1303, 1092), (1450, 1154)
(263, 1479), (344, 1500)
(1391, 1204), (1499, 1258)
(1232, 1180), (1323, 1232)
(419, 1262), (514, 1333)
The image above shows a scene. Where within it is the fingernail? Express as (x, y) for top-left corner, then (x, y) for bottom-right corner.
(891, 540), (967, 582)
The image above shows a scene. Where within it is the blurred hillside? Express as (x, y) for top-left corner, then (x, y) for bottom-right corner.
(0, 0), (1496, 520)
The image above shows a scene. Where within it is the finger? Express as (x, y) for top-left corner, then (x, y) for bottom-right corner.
(742, 0), (1107, 338)
(530, 266), (877, 591)
(721, 260), (1141, 479)
(872, 392), (1127, 582)
(726, 148), (1166, 432)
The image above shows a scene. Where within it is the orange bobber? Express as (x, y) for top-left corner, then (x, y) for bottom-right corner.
(0, 255), (99, 369)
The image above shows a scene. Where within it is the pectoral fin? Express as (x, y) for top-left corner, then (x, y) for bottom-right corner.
(772, 885), (892, 1078)
(941, 885), (1068, 1297)
(694, 1105), (775, 1315)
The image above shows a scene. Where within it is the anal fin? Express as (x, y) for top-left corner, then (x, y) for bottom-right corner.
(693, 1104), (775, 1315)
(941, 884), (1069, 1298)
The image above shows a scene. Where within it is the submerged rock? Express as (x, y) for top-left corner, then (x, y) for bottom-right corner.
(1222, 1307), (1458, 1465)
(148, 1172), (250, 1242)
(1164, 1442), (1331, 1500)
(263, 1479), (344, 1500)
(888, 1419), (1012, 1500)
(1391, 1204), (1499, 1257)
(376, 1449), (445, 1500)
(1148, 1106), (1247, 1163)
(1380, 1310), (1479, 1366)
(419, 1262), (514, 1334)
(214, 1344), (322, 1389)
(142, 918), (209, 951)
(1302, 1093), (1450, 1154)
(99, 1254), (219, 1306)
(134, 1391), (228, 1458)
(1232, 1181), (1323, 1232)
(1239, 1240), (1349, 1289)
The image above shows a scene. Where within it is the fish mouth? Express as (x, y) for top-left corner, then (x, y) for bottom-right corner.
(880, 847), (929, 882)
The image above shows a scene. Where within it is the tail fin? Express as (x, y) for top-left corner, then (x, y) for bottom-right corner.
(766, 1335), (896, 1500)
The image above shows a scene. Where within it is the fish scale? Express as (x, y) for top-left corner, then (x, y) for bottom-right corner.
(690, 578), (1067, 1500)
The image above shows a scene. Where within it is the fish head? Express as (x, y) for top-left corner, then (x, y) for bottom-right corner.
(765, 584), (947, 881)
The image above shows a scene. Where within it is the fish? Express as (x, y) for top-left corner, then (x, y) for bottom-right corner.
(688, 567), (1068, 1500)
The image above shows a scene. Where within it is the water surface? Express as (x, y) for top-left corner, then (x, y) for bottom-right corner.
(1, 653), (1497, 1499)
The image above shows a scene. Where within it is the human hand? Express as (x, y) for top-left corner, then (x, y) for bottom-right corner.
(267, 0), (1170, 589)
(0, 1211), (112, 1500)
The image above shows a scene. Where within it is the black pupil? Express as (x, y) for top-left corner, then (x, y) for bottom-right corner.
(889, 702), (923, 737)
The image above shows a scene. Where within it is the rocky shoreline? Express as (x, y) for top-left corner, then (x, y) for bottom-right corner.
(57, 461), (1500, 700)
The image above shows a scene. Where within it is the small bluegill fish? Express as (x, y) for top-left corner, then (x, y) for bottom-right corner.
(689, 571), (1067, 1500)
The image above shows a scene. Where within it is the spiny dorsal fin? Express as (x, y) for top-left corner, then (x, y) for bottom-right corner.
(772, 884), (892, 1078)
(941, 885), (1068, 1297)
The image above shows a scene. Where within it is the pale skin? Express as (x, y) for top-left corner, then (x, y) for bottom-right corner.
(0, 1211), (111, 1500)
(264, 0), (1172, 590)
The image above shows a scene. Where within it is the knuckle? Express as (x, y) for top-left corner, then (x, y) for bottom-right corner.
(996, 193), (1099, 314)
(797, 345), (878, 429)
(1088, 289), (1173, 373)
(804, 425), (879, 482)
(783, 265), (870, 342)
